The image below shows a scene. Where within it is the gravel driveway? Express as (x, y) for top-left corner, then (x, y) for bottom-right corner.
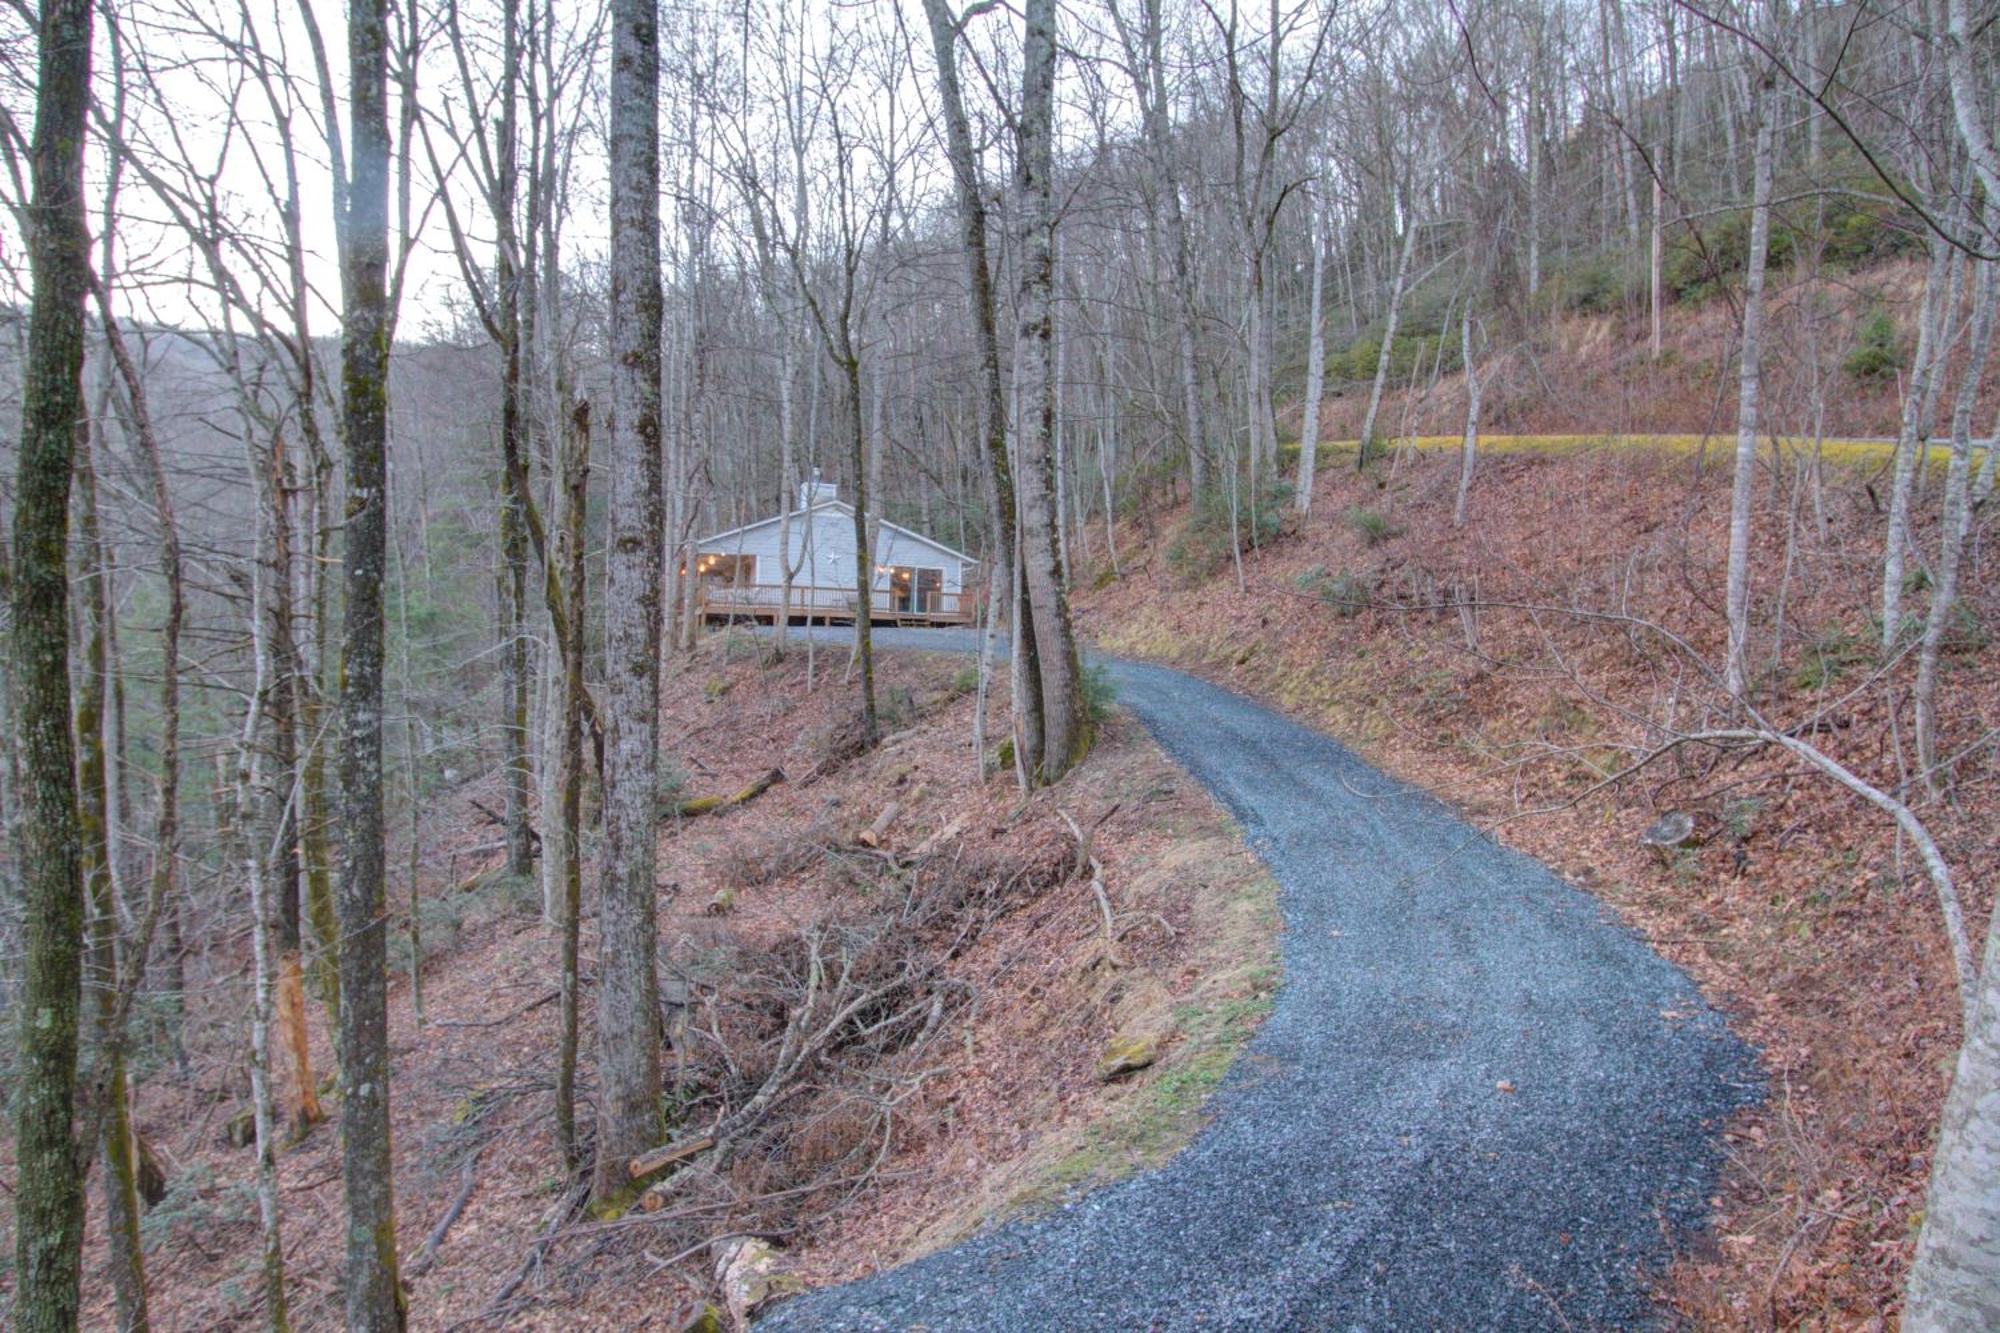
(756, 627), (1759, 1330)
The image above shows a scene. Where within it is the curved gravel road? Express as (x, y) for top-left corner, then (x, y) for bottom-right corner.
(758, 628), (1758, 1330)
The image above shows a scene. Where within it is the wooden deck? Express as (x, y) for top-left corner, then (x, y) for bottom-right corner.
(699, 583), (977, 628)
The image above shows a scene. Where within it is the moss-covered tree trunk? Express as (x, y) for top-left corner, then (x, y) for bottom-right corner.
(918, 0), (1041, 773)
(592, 0), (667, 1200)
(843, 351), (878, 745)
(239, 427), (292, 1331)
(495, 0), (534, 881)
(336, 0), (407, 1320)
(268, 435), (322, 1136)
(10, 0), (95, 1324)
(554, 400), (590, 1169)
(1013, 0), (1090, 784)
(77, 400), (151, 1333)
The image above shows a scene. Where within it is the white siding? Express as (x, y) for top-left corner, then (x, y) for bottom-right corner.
(695, 502), (972, 608)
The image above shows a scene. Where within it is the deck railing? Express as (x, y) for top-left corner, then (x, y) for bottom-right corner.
(698, 582), (978, 626)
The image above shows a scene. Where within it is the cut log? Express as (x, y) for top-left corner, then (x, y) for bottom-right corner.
(671, 768), (785, 818)
(856, 801), (903, 849)
(627, 1133), (716, 1181)
(1640, 812), (1700, 864)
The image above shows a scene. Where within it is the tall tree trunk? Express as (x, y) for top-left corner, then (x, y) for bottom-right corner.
(1016, 0), (1090, 783)
(1454, 314), (1481, 529)
(1906, 907), (2000, 1329)
(1724, 68), (1776, 702)
(1112, 0), (1208, 495)
(239, 438), (292, 1332)
(268, 436), (322, 1136)
(1359, 211), (1418, 466)
(336, 0), (406, 1319)
(96, 294), (187, 1091)
(496, 0), (534, 881)
(1914, 253), (1996, 794)
(10, 0), (94, 1323)
(299, 433), (340, 1020)
(843, 350), (878, 743)
(554, 401), (590, 1170)
(77, 405), (150, 1333)
(593, 0), (667, 1198)
(919, 0), (1040, 767)
(1884, 234), (1954, 650)
(1297, 188), (1327, 515)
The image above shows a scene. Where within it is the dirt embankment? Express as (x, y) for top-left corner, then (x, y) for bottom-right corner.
(1076, 443), (1997, 1325)
(23, 637), (1276, 1329)
(1303, 257), (2000, 444)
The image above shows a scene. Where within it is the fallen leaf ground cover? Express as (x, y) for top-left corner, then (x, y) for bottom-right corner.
(1080, 442), (1997, 1327)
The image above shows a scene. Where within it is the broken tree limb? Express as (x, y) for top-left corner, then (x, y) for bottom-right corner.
(469, 798), (542, 853)
(627, 1134), (715, 1182)
(670, 767), (786, 818)
(1059, 808), (1125, 969)
(856, 801), (903, 849)
(408, 1144), (484, 1277)
(913, 814), (966, 857)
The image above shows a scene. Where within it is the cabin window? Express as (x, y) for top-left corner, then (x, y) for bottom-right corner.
(695, 553), (756, 585)
(881, 565), (944, 613)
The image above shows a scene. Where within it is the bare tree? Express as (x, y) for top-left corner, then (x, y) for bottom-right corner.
(1907, 911), (2000, 1330)
(335, 0), (408, 1319)
(1723, 59), (1775, 702)
(10, 0), (96, 1325)
(593, 0), (668, 1197)
(1015, 0), (1090, 782)
(1296, 180), (1327, 514)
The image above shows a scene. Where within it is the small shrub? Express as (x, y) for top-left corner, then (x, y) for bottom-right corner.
(1843, 310), (1903, 383)
(951, 663), (980, 695)
(1723, 798), (1761, 841)
(1561, 253), (1639, 315)
(1793, 627), (1868, 691)
(1295, 564), (1367, 616)
(141, 1164), (253, 1251)
(1943, 601), (1990, 655)
(490, 870), (541, 915)
(1166, 484), (1287, 583)
(1339, 335), (1381, 382)
(1346, 506), (1402, 547)
(880, 684), (918, 732)
(1082, 663), (1118, 724)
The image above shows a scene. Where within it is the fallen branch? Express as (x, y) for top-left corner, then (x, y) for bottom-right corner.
(913, 814), (966, 857)
(627, 1134), (715, 1182)
(1060, 807), (1125, 969)
(471, 1178), (590, 1326)
(468, 798), (542, 853)
(671, 767), (785, 818)
(408, 1145), (484, 1277)
(430, 989), (560, 1029)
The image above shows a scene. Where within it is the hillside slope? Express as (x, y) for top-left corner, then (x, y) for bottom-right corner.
(1076, 443), (1998, 1323)
(1301, 257), (2000, 445)
(15, 642), (1279, 1328)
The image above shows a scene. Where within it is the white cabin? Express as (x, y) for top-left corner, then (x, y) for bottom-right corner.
(692, 477), (980, 625)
